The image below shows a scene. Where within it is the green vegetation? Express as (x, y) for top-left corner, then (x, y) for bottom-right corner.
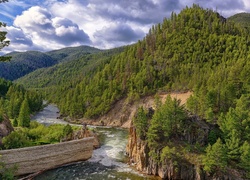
(2, 121), (79, 149)
(202, 138), (227, 173)
(15, 4), (248, 122)
(0, 78), (43, 122)
(17, 98), (30, 127)
(0, 46), (101, 81)
(2, 3), (250, 178)
(131, 5), (250, 177)
(16, 47), (123, 90)
(0, 158), (16, 180)
(0, 0), (10, 62)
(147, 96), (187, 159)
(228, 12), (250, 29)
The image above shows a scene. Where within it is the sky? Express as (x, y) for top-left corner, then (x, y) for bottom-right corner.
(0, 0), (250, 54)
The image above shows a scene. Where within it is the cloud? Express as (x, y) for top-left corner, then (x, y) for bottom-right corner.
(180, 0), (246, 17)
(1, 26), (38, 54)
(6, 6), (91, 52)
(1, 0), (250, 53)
(94, 23), (145, 48)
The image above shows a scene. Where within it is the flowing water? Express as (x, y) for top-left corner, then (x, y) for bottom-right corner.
(32, 105), (158, 180)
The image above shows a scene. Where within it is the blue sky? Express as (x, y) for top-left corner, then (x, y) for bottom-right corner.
(0, 0), (250, 54)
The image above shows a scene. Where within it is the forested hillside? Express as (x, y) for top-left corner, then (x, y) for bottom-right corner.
(15, 47), (124, 89)
(0, 46), (101, 80)
(228, 12), (250, 29)
(0, 78), (43, 126)
(39, 5), (250, 120)
(12, 5), (250, 178)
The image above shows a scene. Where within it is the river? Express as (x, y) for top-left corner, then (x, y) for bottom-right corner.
(32, 105), (158, 180)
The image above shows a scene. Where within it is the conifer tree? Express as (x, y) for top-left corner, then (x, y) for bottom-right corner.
(202, 138), (227, 173)
(133, 106), (148, 140)
(13, 118), (18, 127)
(18, 98), (30, 127)
(0, 0), (10, 62)
(239, 141), (250, 178)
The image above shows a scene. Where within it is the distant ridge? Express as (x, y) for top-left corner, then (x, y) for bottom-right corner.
(228, 12), (250, 28)
(0, 46), (101, 81)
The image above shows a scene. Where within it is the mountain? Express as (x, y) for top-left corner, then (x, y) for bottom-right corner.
(0, 46), (101, 81)
(15, 47), (124, 89)
(46, 45), (101, 63)
(13, 5), (250, 178)
(48, 5), (250, 119)
(228, 12), (250, 29)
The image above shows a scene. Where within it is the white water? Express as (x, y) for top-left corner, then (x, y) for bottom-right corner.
(32, 104), (157, 180)
(32, 104), (67, 125)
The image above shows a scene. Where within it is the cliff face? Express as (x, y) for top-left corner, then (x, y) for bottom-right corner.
(126, 125), (205, 180)
(126, 121), (244, 180)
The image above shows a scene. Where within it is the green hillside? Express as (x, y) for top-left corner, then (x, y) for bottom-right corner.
(47, 5), (250, 119)
(15, 47), (124, 89)
(0, 46), (101, 81)
(46, 45), (101, 63)
(0, 78), (43, 123)
(228, 12), (250, 29)
(10, 5), (250, 178)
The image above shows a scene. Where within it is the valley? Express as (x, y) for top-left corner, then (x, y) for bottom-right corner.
(0, 4), (250, 180)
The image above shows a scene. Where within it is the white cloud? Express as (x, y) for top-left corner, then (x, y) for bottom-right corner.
(5, 5), (90, 52)
(1, 0), (250, 53)
(93, 23), (145, 48)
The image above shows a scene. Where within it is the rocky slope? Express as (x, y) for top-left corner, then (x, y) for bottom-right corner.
(125, 113), (245, 179)
(72, 92), (192, 128)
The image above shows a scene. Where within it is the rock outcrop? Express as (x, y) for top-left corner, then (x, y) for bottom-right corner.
(126, 120), (245, 180)
(77, 92), (192, 128)
(73, 127), (100, 149)
(0, 115), (14, 146)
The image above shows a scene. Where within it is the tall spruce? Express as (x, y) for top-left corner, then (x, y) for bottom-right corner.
(18, 98), (30, 127)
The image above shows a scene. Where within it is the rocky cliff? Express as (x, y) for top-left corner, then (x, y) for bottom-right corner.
(126, 119), (245, 180)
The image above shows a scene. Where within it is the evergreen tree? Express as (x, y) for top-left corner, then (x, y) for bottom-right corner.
(13, 118), (18, 127)
(18, 98), (30, 127)
(226, 129), (241, 160)
(0, 0), (10, 62)
(239, 141), (250, 178)
(202, 138), (227, 173)
(133, 106), (148, 140)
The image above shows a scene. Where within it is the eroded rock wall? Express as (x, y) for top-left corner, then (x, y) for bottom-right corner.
(126, 125), (245, 180)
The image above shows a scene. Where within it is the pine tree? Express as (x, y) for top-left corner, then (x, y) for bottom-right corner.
(226, 129), (241, 160)
(13, 118), (18, 127)
(0, 0), (10, 62)
(18, 98), (30, 127)
(239, 141), (250, 178)
(133, 106), (148, 140)
(202, 138), (227, 173)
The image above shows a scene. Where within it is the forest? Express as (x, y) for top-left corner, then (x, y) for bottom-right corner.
(31, 5), (248, 177)
(1, 4), (250, 178)
(29, 4), (250, 121)
(0, 46), (101, 81)
(0, 78), (43, 125)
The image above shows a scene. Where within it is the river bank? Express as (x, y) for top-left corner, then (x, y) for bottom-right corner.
(30, 104), (159, 180)
(66, 92), (192, 128)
